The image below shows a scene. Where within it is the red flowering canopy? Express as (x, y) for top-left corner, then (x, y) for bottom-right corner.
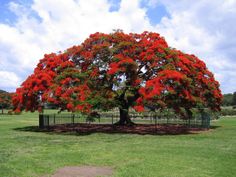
(13, 31), (222, 125)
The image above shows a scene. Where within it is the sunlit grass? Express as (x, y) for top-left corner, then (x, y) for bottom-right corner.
(0, 112), (235, 177)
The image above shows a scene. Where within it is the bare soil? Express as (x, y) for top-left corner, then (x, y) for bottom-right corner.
(45, 123), (207, 135)
(50, 166), (113, 177)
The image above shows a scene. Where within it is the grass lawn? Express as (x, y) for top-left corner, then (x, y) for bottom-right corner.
(0, 111), (235, 177)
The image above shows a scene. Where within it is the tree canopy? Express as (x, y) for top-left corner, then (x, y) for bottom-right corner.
(0, 90), (13, 113)
(13, 31), (222, 124)
(222, 93), (233, 106)
(233, 92), (236, 106)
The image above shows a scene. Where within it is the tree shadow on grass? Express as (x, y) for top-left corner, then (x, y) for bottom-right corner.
(13, 123), (221, 136)
(14, 126), (42, 132)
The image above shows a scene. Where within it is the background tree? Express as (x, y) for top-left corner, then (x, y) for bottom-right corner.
(222, 93), (233, 106)
(0, 90), (13, 114)
(232, 92), (236, 106)
(13, 31), (222, 125)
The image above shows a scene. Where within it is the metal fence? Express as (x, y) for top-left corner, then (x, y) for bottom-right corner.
(39, 111), (210, 129)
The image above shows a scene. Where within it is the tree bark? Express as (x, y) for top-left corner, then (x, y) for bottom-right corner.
(114, 106), (135, 126)
(114, 88), (138, 126)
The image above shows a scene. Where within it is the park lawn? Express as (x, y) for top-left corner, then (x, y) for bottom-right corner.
(0, 112), (235, 177)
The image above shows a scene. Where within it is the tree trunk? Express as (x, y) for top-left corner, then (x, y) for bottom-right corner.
(114, 107), (134, 126)
(185, 108), (192, 127)
(114, 89), (137, 126)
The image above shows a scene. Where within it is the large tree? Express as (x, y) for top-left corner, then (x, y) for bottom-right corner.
(0, 90), (13, 114)
(13, 31), (222, 125)
(222, 93), (233, 106)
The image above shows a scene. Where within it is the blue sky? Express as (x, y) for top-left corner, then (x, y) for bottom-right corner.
(0, 0), (236, 94)
(0, 0), (31, 23)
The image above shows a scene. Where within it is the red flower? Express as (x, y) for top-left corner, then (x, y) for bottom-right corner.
(66, 103), (74, 110)
(134, 105), (144, 112)
(108, 63), (119, 75)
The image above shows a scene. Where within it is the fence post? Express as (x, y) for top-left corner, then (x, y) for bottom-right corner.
(207, 115), (210, 129)
(72, 114), (75, 124)
(154, 114), (157, 133)
(200, 110), (210, 129)
(43, 115), (50, 128)
(53, 114), (56, 125)
(39, 114), (44, 128)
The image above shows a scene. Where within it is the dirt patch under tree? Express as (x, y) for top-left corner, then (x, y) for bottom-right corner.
(43, 123), (208, 135)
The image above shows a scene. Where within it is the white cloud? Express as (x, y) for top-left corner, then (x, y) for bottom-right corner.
(0, 71), (21, 91)
(0, 0), (152, 92)
(152, 0), (236, 93)
(0, 0), (235, 93)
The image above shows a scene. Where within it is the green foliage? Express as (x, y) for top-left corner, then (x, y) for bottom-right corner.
(222, 92), (236, 106)
(222, 93), (233, 106)
(233, 92), (236, 105)
(0, 90), (7, 94)
(0, 90), (12, 111)
(220, 107), (236, 116)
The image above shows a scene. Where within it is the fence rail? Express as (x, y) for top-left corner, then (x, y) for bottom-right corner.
(39, 112), (210, 129)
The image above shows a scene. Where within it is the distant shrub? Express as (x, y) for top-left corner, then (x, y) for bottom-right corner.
(86, 111), (100, 123)
(8, 110), (13, 115)
(220, 108), (236, 116)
